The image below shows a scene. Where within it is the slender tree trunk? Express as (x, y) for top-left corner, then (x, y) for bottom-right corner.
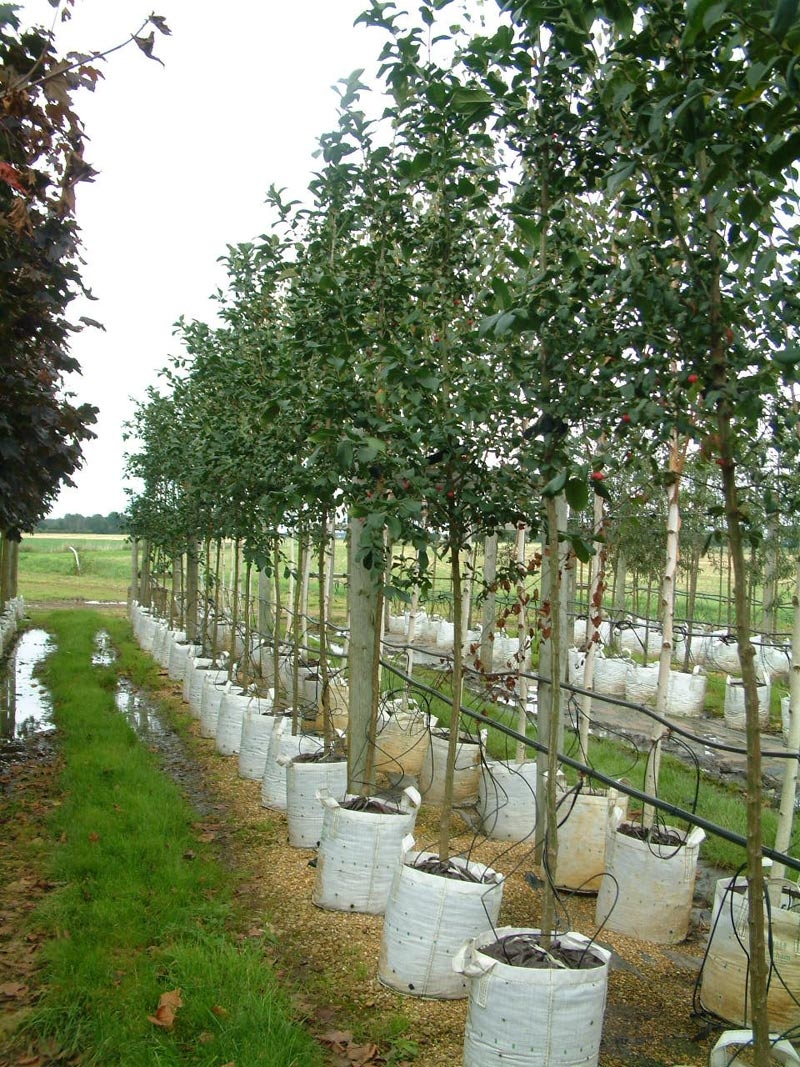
(644, 432), (686, 827)
(240, 559), (252, 688)
(719, 433), (770, 1063)
(299, 533), (312, 651)
(438, 539), (465, 863)
(536, 494), (567, 865)
(258, 566), (273, 639)
(580, 490), (607, 759)
(291, 535), (306, 732)
(229, 539), (241, 682)
(317, 512), (332, 750)
(185, 538), (199, 644)
(514, 526), (530, 763)
(211, 540), (222, 658)
(130, 538), (139, 606)
(170, 554), (181, 630)
(347, 515), (382, 795)
(272, 539), (288, 717)
(682, 541), (701, 672)
(613, 546), (627, 620)
(480, 532), (498, 673)
(8, 539), (17, 600)
(0, 534), (10, 610)
(761, 513), (780, 638)
(540, 494), (562, 948)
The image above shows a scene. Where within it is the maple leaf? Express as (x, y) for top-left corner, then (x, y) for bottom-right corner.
(149, 15), (171, 35)
(147, 988), (183, 1029)
(0, 162), (26, 193)
(133, 32), (164, 66)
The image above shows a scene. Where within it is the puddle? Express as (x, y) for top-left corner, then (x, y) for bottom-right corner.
(115, 677), (168, 737)
(92, 630), (116, 666)
(1, 629), (55, 743)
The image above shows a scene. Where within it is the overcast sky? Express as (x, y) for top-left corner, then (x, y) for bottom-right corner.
(17, 0), (383, 518)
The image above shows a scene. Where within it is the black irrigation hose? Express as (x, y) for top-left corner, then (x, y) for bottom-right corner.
(377, 657), (800, 875)
(254, 630), (800, 874)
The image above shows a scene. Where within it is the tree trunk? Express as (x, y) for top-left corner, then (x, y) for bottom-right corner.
(536, 494), (567, 865)
(185, 538), (199, 644)
(258, 566), (273, 639)
(514, 526), (530, 763)
(644, 432), (686, 827)
(438, 540), (465, 863)
(540, 493), (563, 947)
(719, 417), (771, 1065)
(580, 490), (607, 759)
(760, 513), (780, 638)
(347, 515), (382, 795)
(130, 537), (139, 606)
(480, 532), (498, 674)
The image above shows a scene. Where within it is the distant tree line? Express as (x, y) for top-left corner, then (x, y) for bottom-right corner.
(37, 513), (125, 534)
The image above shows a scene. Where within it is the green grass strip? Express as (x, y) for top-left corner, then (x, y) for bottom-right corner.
(28, 609), (322, 1067)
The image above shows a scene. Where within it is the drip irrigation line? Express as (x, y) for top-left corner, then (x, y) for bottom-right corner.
(226, 627), (800, 873)
(377, 658), (800, 875)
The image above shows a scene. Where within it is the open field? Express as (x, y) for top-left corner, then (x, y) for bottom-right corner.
(17, 534), (131, 603)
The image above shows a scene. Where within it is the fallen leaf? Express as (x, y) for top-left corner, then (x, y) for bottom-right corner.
(147, 987), (183, 1029)
(87, 832), (100, 843)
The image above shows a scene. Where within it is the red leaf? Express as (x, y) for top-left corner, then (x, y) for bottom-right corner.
(0, 162), (26, 193)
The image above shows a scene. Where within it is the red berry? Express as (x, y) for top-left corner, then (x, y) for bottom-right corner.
(621, 413), (631, 423)
(447, 490), (455, 500)
(687, 373), (698, 384)
(591, 471), (605, 481)
(436, 484), (444, 492)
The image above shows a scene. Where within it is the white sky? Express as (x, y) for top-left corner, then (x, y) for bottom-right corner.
(16, 0), (382, 518)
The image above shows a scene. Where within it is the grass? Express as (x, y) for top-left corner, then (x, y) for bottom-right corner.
(24, 608), (323, 1067)
(18, 534), (131, 602)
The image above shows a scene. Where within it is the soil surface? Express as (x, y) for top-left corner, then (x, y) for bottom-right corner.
(0, 618), (785, 1067)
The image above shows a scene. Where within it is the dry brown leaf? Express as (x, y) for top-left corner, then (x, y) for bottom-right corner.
(210, 1004), (228, 1017)
(147, 987), (183, 1029)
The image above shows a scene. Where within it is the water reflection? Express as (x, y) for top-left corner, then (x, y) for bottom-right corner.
(0, 629), (54, 742)
(92, 630), (115, 666)
(115, 678), (168, 737)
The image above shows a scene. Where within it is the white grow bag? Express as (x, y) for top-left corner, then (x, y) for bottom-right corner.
(478, 760), (538, 843)
(724, 674), (771, 731)
(378, 850), (504, 999)
(312, 787), (421, 914)
(709, 1029), (800, 1067)
(261, 717), (323, 809)
(215, 689), (251, 755)
(373, 699), (436, 783)
(700, 876), (800, 1032)
(237, 693), (276, 779)
(455, 926), (611, 1067)
(198, 670), (230, 738)
(187, 660), (214, 718)
(282, 755), (348, 848)
(596, 811), (705, 944)
(556, 786), (627, 894)
(419, 729), (485, 809)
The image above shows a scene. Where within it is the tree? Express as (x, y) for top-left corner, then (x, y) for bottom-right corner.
(0, 6), (169, 538)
